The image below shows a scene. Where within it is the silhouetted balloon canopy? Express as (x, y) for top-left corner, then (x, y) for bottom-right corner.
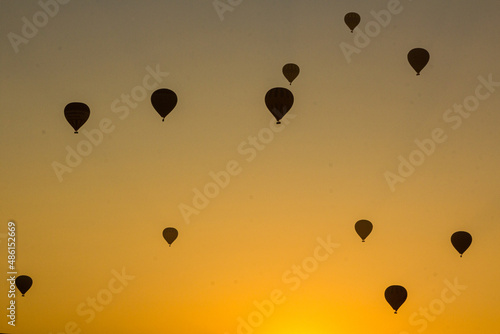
(162, 227), (178, 247)
(64, 102), (90, 134)
(16, 275), (33, 297)
(344, 12), (360, 32)
(385, 285), (407, 314)
(282, 63), (300, 85)
(151, 88), (177, 122)
(265, 87), (294, 124)
(451, 231), (472, 257)
(355, 219), (373, 242)
(407, 48), (430, 75)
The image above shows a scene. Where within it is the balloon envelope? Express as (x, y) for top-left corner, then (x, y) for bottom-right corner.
(385, 285), (407, 314)
(344, 12), (360, 32)
(16, 275), (33, 296)
(451, 231), (472, 257)
(265, 87), (294, 124)
(163, 227), (178, 247)
(64, 102), (90, 134)
(282, 63), (300, 85)
(355, 219), (373, 242)
(407, 48), (430, 75)
(151, 89), (177, 121)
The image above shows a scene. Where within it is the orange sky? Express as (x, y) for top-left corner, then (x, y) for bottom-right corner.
(1, 1), (500, 333)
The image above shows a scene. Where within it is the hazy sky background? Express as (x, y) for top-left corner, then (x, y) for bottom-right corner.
(1, 1), (500, 333)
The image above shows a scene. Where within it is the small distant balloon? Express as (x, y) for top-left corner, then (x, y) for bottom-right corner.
(407, 48), (430, 75)
(355, 219), (373, 242)
(385, 285), (407, 314)
(265, 87), (294, 124)
(16, 275), (33, 297)
(64, 102), (90, 134)
(344, 12), (360, 32)
(151, 88), (177, 122)
(451, 231), (472, 257)
(162, 227), (178, 247)
(282, 63), (300, 85)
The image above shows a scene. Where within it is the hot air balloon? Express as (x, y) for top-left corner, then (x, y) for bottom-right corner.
(265, 87), (294, 124)
(64, 102), (90, 134)
(407, 48), (430, 75)
(151, 88), (177, 122)
(355, 219), (373, 242)
(282, 63), (300, 85)
(385, 285), (407, 314)
(15, 275), (33, 297)
(451, 231), (472, 257)
(162, 227), (178, 247)
(344, 12), (360, 32)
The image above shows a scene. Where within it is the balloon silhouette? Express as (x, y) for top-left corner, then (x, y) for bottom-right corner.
(282, 63), (300, 85)
(64, 102), (90, 134)
(265, 87), (294, 124)
(151, 88), (177, 122)
(385, 285), (407, 314)
(344, 12), (360, 32)
(15, 275), (33, 297)
(355, 219), (373, 242)
(451, 231), (472, 257)
(162, 227), (178, 247)
(407, 48), (430, 75)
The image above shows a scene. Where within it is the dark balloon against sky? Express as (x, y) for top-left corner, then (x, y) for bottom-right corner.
(1, 1), (499, 334)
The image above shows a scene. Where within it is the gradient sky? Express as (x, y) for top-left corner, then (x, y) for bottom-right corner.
(1, 1), (500, 333)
